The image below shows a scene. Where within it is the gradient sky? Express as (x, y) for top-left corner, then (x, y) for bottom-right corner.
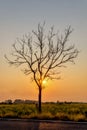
(0, 0), (87, 102)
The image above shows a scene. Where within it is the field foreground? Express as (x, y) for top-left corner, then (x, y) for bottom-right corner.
(0, 103), (87, 122)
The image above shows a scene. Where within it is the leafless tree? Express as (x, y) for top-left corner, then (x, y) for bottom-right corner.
(5, 23), (78, 113)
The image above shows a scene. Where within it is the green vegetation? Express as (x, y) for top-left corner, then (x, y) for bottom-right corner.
(0, 103), (87, 122)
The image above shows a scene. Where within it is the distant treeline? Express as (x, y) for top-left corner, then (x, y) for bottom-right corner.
(0, 99), (37, 104)
(0, 99), (86, 105)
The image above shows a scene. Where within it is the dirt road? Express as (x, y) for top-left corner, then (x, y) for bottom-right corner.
(0, 119), (87, 130)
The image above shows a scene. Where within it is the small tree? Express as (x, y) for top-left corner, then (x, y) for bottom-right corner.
(5, 23), (78, 113)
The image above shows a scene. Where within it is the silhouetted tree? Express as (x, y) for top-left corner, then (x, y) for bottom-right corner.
(5, 23), (78, 113)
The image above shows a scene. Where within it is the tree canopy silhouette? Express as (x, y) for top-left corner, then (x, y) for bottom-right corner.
(5, 23), (78, 113)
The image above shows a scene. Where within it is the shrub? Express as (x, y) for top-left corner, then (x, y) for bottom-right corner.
(70, 114), (86, 122)
(55, 113), (70, 121)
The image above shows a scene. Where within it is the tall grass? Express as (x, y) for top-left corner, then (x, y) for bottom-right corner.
(0, 103), (87, 121)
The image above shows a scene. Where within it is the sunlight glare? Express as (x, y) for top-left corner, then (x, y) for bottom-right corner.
(42, 79), (47, 85)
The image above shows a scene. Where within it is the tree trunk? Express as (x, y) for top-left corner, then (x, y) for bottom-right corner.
(38, 87), (42, 113)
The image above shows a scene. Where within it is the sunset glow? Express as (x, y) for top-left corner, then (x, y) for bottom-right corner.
(42, 79), (47, 86)
(42, 80), (47, 84)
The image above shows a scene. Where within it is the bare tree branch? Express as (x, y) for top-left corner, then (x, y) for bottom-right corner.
(5, 24), (78, 83)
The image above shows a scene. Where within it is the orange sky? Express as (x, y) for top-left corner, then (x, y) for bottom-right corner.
(0, 55), (87, 102)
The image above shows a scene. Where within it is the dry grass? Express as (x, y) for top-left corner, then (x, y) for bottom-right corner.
(0, 103), (87, 121)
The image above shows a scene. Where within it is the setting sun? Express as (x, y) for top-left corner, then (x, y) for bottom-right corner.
(42, 79), (47, 85)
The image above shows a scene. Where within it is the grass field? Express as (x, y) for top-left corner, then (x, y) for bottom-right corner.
(0, 103), (87, 122)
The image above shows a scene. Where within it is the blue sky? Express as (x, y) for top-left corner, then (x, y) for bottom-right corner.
(0, 0), (87, 49)
(0, 0), (87, 102)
